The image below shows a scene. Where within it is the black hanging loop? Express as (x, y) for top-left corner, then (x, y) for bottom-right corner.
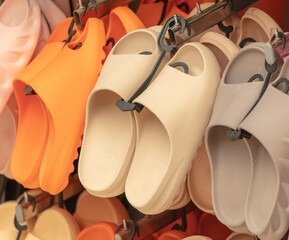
(171, 208), (187, 232)
(116, 14), (190, 112)
(217, 22), (234, 39)
(58, 192), (64, 208)
(63, 18), (76, 46)
(273, 78), (289, 94)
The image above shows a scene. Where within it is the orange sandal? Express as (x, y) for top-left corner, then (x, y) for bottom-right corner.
(11, 17), (85, 188)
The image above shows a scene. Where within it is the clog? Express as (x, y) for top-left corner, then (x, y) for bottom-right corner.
(73, 190), (129, 229)
(236, 7), (282, 47)
(75, 222), (118, 240)
(226, 232), (255, 240)
(198, 213), (232, 240)
(205, 43), (281, 233)
(239, 57), (289, 240)
(0, 0), (41, 113)
(158, 230), (188, 240)
(125, 42), (220, 214)
(24, 206), (80, 240)
(78, 28), (171, 198)
(11, 17), (81, 188)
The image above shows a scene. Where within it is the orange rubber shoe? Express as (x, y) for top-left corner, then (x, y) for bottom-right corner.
(136, 0), (176, 27)
(75, 222), (118, 240)
(103, 6), (145, 56)
(36, 18), (106, 194)
(11, 17), (83, 188)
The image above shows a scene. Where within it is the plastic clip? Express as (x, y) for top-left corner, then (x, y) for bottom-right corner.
(116, 14), (190, 113)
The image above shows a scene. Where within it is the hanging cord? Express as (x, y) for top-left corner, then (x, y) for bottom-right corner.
(63, 18), (77, 46)
(227, 57), (278, 141)
(116, 14), (191, 112)
(14, 194), (36, 240)
(177, 2), (190, 13)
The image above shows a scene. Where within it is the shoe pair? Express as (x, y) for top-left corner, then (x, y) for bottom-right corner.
(206, 41), (289, 239)
(78, 22), (221, 214)
(189, 3), (281, 47)
(11, 7), (144, 195)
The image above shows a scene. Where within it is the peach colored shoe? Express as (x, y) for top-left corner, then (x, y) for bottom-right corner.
(0, 0), (41, 114)
(205, 43), (281, 233)
(188, 2), (240, 43)
(78, 28), (171, 198)
(24, 206), (80, 240)
(73, 190), (129, 229)
(11, 18), (80, 189)
(236, 7), (282, 47)
(125, 42), (220, 214)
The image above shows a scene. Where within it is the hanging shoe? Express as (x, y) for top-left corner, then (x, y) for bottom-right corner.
(205, 42), (281, 233)
(239, 56), (289, 240)
(34, 18), (106, 195)
(187, 31), (239, 214)
(125, 42), (220, 214)
(24, 206), (80, 240)
(236, 7), (282, 48)
(73, 190), (129, 229)
(11, 17), (81, 188)
(0, 0), (41, 114)
(188, 2), (240, 43)
(78, 27), (171, 198)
